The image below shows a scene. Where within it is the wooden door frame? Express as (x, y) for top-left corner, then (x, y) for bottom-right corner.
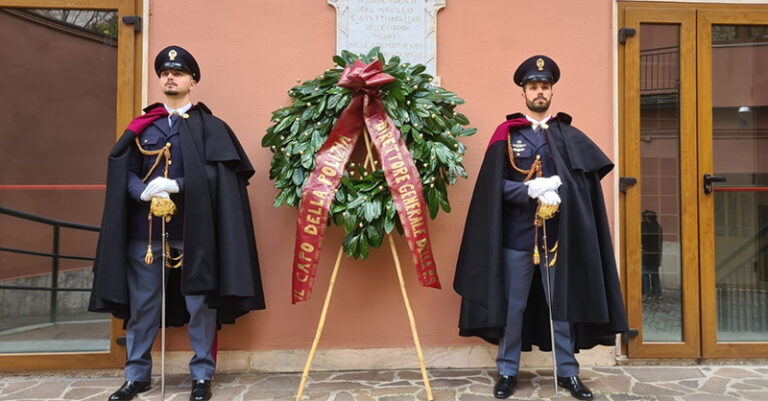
(620, 3), (700, 358)
(0, 0), (142, 370)
(697, 6), (768, 359)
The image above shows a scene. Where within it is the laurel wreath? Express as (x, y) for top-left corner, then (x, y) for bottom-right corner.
(262, 48), (476, 259)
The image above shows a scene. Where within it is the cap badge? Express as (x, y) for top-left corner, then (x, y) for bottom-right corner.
(169, 49), (177, 61)
(536, 58), (545, 71)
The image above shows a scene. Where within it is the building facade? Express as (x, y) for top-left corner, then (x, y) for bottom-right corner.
(1, 0), (766, 372)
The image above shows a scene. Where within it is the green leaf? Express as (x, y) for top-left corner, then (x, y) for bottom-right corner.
(450, 123), (463, 136)
(273, 116), (293, 133)
(433, 142), (452, 165)
(366, 225), (383, 248)
(389, 87), (405, 102)
(300, 150), (314, 169)
(385, 198), (397, 219)
(363, 199), (382, 222)
(436, 177), (451, 213)
(344, 211), (358, 232)
(410, 64), (426, 74)
(312, 96), (327, 119)
(343, 233), (359, 256)
(290, 119), (301, 136)
(301, 107), (314, 120)
(311, 129), (326, 149)
(327, 93), (342, 110)
(286, 190), (300, 208)
(384, 215), (395, 234)
(347, 195), (365, 210)
(341, 50), (359, 65)
(333, 55), (346, 67)
(412, 129), (425, 145)
(456, 165), (468, 179)
(454, 113), (470, 125)
(358, 235), (369, 259)
(426, 186), (439, 218)
(262, 127), (278, 147)
(366, 46), (380, 60)
(336, 93), (352, 112)
(273, 188), (290, 208)
(291, 168), (304, 186)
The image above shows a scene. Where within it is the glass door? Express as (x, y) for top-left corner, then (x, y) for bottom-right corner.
(621, 6), (701, 358)
(0, 0), (140, 370)
(698, 8), (768, 358)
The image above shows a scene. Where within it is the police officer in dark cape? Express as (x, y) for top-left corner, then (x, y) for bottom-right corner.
(453, 55), (627, 400)
(89, 45), (265, 401)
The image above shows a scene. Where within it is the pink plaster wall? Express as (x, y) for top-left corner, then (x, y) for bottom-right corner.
(147, 0), (616, 352)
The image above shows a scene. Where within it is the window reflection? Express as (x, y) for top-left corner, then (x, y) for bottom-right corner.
(639, 23), (684, 342)
(0, 7), (117, 354)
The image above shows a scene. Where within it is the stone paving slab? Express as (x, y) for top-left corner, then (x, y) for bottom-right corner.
(1, 365), (766, 400)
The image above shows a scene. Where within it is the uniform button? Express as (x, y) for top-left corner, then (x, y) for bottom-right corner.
(168, 160), (173, 165)
(165, 142), (171, 147)
(182, 113), (189, 119)
(143, 139), (148, 143)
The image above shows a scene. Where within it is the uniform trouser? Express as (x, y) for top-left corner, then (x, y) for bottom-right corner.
(496, 248), (579, 377)
(641, 264), (662, 298)
(125, 240), (217, 382)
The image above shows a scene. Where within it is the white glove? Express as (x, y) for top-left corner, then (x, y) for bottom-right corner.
(525, 175), (562, 198)
(537, 190), (561, 206)
(140, 177), (179, 201)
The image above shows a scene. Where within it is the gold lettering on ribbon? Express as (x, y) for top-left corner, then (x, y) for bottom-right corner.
(292, 130), (358, 303)
(366, 101), (440, 289)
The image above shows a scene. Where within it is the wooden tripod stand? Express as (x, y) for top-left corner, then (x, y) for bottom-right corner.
(295, 130), (433, 401)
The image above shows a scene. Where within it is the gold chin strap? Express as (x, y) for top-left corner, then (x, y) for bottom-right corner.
(507, 133), (560, 266)
(135, 136), (183, 268)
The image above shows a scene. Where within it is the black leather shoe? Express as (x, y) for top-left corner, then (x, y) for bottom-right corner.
(557, 376), (593, 400)
(493, 375), (517, 399)
(190, 379), (212, 401)
(108, 381), (150, 401)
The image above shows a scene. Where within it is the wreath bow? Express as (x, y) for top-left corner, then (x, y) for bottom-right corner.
(337, 59), (395, 92)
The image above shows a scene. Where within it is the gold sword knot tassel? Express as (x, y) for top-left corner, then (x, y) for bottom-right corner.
(151, 196), (177, 220)
(533, 202), (560, 266)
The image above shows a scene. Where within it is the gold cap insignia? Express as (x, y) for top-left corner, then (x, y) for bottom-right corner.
(169, 49), (178, 61)
(536, 58), (545, 71)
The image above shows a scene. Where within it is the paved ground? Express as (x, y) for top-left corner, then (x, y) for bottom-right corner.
(2, 365), (768, 401)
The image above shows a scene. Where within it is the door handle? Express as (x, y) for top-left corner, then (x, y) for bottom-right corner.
(703, 174), (726, 194)
(619, 176), (637, 193)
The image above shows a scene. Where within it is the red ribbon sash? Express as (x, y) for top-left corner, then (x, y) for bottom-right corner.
(127, 105), (169, 135)
(292, 60), (441, 303)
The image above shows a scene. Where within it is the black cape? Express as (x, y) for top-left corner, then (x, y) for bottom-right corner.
(453, 112), (627, 351)
(89, 102), (265, 326)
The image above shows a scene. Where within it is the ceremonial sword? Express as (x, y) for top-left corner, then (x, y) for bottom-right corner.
(541, 212), (558, 397)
